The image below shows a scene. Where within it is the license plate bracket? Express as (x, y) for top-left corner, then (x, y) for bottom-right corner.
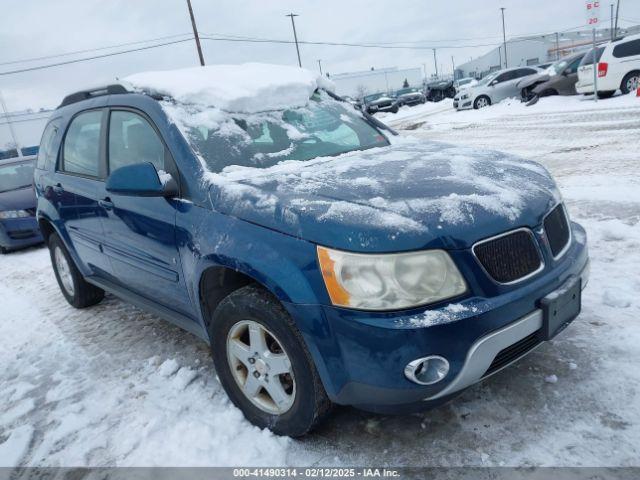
(539, 276), (582, 340)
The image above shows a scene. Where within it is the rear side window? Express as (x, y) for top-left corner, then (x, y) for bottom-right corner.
(108, 110), (165, 173)
(36, 122), (59, 170)
(62, 110), (102, 177)
(496, 71), (517, 83)
(518, 68), (538, 77)
(613, 39), (640, 58)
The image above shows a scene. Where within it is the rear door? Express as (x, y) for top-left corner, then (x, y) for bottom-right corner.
(55, 109), (113, 278)
(490, 70), (519, 102)
(611, 38), (640, 90)
(100, 108), (192, 315)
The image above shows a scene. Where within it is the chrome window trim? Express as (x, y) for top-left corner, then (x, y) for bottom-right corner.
(471, 227), (545, 286)
(543, 202), (572, 261)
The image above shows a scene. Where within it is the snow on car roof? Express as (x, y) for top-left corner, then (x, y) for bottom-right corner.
(123, 63), (333, 113)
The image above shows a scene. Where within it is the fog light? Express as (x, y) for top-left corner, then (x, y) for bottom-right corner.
(404, 356), (449, 385)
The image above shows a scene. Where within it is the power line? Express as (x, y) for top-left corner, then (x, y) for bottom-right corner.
(0, 38), (194, 76)
(0, 33), (192, 67)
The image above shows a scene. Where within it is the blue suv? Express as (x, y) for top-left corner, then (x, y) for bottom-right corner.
(35, 70), (589, 436)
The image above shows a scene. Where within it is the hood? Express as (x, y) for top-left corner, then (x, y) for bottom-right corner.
(518, 72), (552, 89)
(0, 186), (37, 212)
(207, 141), (561, 253)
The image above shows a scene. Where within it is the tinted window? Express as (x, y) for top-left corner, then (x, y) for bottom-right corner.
(566, 55), (584, 74)
(36, 122), (58, 169)
(108, 111), (165, 173)
(62, 111), (102, 177)
(0, 160), (35, 193)
(518, 68), (538, 77)
(613, 39), (640, 58)
(496, 71), (517, 83)
(580, 47), (605, 66)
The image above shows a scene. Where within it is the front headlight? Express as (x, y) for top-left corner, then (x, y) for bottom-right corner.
(317, 246), (467, 311)
(0, 210), (31, 219)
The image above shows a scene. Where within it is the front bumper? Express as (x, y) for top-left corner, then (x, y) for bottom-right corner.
(285, 222), (589, 413)
(454, 97), (473, 110)
(0, 217), (43, 251)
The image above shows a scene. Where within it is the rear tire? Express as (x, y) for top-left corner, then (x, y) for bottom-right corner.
(621, 71), (640, 95)
(209, 284), (332, 437)
(49, 233), (104, 308)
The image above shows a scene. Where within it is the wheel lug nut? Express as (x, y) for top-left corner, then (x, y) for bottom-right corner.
(253, 371), (260, 378)
(248, 358), (255, 364)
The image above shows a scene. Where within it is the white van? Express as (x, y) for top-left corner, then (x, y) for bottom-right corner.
(576, 33), (640, 98)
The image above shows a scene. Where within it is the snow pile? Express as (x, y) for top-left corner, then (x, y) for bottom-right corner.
(401, 303), (482, 328)
(124, 63), (333, 113)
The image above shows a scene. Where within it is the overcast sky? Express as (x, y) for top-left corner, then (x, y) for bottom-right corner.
(1, 0), (640, 145)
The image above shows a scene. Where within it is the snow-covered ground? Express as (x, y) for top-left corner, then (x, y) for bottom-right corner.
(1, 93), (639, 467)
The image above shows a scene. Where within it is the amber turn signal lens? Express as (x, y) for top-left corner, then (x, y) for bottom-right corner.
(317, 246), (351, 307)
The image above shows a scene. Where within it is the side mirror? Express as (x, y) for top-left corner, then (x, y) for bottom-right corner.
(106, 162), (178, 197)
(489, 80), (497, 87)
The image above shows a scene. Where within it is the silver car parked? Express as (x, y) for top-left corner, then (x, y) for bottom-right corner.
(454, 66), (541, 110)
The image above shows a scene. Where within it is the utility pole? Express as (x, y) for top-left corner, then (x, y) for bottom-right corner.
(0, 90), (22, 158)
(286, 13), (302, 67)
(317, 59), (323, 75)
(614, 1), (621, 39)
(500, 7), (508, 68)
(611, 4), (615, 41)
(185, 0), (205, 66)
(432, 48), (438, 78)
(451, 56), (456, 78)
(555, 32), (560, 60)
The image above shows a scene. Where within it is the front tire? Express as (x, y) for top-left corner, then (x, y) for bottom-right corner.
(474, 95), (491, 109)
(210, 285), (332, 437)
(49, 233), (104, 308)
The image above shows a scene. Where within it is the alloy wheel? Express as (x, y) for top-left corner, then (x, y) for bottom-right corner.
(226, 320), (296, 415)
(54, 246), (75, 296)
(626, 75), (640, 93)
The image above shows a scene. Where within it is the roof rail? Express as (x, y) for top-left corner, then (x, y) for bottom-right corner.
(57, 84), (130, 109)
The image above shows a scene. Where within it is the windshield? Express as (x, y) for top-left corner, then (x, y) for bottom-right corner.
(548, 58), (570, 75)
(478, 72), (499, 86)
(178, 94), (389, 173)
(0, 160), (35, 193)
(397, 88), (419, 95)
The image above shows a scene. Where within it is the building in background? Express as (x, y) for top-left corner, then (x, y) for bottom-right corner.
(456, 25), (640, 80)
(330, 67), (423, 99)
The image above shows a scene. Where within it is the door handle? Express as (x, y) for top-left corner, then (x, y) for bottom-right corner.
(52, 183), (64, 194)
(99, 198), (114, 210)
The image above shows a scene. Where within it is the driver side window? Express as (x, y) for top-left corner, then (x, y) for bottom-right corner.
(108, 110), (165, 174)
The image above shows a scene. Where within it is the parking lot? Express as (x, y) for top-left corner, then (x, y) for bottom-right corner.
(1, 93), (638, 467)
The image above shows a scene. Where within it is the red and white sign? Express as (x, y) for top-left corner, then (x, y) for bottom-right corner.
(585, 1), (601, 26)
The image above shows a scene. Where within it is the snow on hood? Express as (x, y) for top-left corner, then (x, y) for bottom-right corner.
(124, 63), (334, 113)
(206, 138), (561, 252)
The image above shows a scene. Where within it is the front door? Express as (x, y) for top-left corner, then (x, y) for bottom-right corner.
(100, 108), (192, 316)
(56, 109), (113, 278)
